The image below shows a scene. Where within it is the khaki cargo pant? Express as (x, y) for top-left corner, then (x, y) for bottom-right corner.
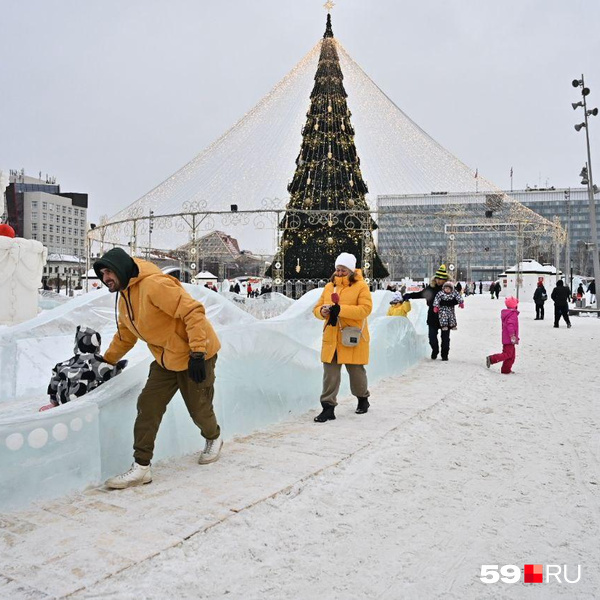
(134, 355), (220, 466)
(320, 353), (369, 407)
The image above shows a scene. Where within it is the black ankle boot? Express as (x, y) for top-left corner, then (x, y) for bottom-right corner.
(314, 402), (336, 422)
(356, 397), (370, 414)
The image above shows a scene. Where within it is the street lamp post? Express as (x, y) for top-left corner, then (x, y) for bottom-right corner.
(572, 75), (600, 303)
(564, 189), (571, 289)
(147, 210), (154, 259)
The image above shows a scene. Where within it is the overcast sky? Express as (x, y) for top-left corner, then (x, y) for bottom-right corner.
(1, 0), (599, 224)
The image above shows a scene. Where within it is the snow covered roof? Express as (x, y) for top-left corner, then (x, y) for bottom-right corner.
(194, 271), (217, 279)
(47, 253), (82, 263)
(504, 259), (557, 274)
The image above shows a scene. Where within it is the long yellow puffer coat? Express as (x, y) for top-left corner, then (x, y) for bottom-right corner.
(103, 259), (220, 371)
(313, 270), (372, 365)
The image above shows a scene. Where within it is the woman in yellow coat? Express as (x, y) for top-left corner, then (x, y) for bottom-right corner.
(313, 252), (373, 422)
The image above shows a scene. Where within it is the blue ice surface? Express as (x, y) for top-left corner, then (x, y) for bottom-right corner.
(0, 286), (428, 510)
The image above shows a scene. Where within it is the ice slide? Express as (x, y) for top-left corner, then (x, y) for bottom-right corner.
(0, 287), (428, 510)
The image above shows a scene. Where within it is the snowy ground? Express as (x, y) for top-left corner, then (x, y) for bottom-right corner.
(1, 295), (599, 599)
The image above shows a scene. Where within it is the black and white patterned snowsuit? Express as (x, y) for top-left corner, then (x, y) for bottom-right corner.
(433, 290), (462, 330)
(47, 326), (127, 405)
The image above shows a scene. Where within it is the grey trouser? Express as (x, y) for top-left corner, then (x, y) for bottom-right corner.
(133, 355), (220, 465)
(320, 354), (369, 406)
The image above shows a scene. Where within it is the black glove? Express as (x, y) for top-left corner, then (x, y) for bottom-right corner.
(327, 303), (341, 327)
(188, 352), (206, 383)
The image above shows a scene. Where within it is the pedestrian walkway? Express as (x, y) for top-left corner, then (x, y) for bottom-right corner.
(1, 297), (599, 598)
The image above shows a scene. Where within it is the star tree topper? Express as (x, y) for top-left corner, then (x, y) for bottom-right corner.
(323, 0), (335, 12)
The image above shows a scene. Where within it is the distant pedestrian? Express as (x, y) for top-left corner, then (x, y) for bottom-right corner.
(455, 281), (462, 294)
(233, 282), (241, 295)
(489, 282), (495, 299)
(486, 296), (519, 374)
(588, 280), (596, 303)
(551, 280), (572, 328)
(533, 281), (547, 320)
(494, 281), (501, 299)
(479, 281), (483, 294)
(577, 283), (585, 298)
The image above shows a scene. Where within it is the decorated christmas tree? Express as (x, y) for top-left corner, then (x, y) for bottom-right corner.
(269, 12), (388, 284)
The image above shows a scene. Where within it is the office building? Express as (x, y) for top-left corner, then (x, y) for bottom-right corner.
(377, 187), (597, 280)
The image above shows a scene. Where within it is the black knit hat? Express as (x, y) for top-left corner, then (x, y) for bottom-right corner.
(93, 248), (139, 290)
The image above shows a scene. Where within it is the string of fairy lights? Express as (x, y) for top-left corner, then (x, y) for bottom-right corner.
(90, 13), (563, 280)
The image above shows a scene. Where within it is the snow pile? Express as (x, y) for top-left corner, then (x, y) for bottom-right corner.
(38, 289), (75, 310)
(221, 291), (295, 319)
(0, 236), (47, 326)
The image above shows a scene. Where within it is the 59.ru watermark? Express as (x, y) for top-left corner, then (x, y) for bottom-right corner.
(480, 564), (581, 584)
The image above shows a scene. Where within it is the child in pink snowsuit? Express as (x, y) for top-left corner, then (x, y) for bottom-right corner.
(486, 296), (519, 374)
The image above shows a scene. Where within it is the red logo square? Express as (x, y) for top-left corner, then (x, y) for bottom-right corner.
(524, 564), (543, 583)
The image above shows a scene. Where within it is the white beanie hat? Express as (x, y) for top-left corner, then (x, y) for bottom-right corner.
(335, 252), (357, 272)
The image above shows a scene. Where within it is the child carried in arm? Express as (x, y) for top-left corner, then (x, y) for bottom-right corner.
(433, 281), (464, 331)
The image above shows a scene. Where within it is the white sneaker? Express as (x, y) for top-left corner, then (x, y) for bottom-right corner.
(105, 463), (152, 489)
(198, 436), (223, 464)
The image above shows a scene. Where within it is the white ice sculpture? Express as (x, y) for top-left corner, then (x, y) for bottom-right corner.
(0, 287), (428, 510)
(0, 237), (47, 326)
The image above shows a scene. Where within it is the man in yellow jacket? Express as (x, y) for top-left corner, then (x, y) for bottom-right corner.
(93, 247), (222, 489)
(313, 252), (372, 422)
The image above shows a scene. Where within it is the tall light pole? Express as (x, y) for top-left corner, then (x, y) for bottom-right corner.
(564, 189), (571, 290)
(572, 75), (599, 302)
(147, 210), (154, 259)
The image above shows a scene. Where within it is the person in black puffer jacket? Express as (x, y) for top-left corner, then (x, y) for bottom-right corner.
(533, 281), (547, 320)
(551, 280), (572, 328)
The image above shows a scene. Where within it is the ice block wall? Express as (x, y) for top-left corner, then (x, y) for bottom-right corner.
(0, 287), (428, 510)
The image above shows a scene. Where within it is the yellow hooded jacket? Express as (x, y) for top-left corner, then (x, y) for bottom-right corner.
(103, 259), (220, 371)
(313, 270), (372, 365)
(387, 301), (412, 317)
